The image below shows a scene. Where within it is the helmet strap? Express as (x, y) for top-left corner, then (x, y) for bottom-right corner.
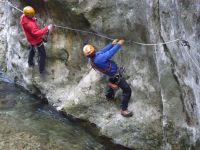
(88, 51), (95, 57)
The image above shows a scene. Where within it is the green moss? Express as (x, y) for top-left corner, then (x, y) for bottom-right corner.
(1, 63), (7, 72)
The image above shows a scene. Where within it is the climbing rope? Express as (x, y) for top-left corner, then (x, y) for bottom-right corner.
(7, 1), (23, 13)
(53, 25), (181, 46)
(127, 38), (180, 46)
(3, 0), (182, 46)
(53, 24), (114, 40)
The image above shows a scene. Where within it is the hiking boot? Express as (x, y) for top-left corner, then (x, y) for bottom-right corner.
(121, 109), (133, 117)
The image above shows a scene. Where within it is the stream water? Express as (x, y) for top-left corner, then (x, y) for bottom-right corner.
(0, 81), (104, 150)
(0, 76), (130, 150)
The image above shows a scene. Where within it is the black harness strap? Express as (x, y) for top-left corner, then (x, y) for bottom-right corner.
(90, 58), (112, 74)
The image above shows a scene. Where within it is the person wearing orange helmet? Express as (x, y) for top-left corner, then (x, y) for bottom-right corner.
(83, 39), (133, 117)
(20, 6), (53, 75)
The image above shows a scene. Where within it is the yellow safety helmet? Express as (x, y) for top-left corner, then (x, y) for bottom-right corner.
(23, 6), (35, 16)
(83, 44), (95, 57)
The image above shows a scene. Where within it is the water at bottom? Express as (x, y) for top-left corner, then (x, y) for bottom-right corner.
(0, 81), (104, 150)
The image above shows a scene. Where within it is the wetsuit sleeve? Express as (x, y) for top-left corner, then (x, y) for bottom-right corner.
(97, 44), (121, 61)
(23, 22), (48, 38)
(98, 43), (113, 53)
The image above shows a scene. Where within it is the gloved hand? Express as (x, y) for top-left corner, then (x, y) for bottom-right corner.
(117, 39), (125, 45)
(48, 24), (53, 32)
(112, 39), (119, 44)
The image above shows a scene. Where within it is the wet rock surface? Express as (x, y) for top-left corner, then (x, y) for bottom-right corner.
(0, 0), (200, 149)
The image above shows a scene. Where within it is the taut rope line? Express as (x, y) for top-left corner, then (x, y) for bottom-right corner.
(4, 0), (181, 46)
(53, 24), (114, 40)
(7, 1), (23, 13)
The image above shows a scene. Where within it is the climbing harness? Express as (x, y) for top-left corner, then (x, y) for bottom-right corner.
(108, 67), (125, 90)
(90, 58), (112, 74)
(42, 31), (49, 43)
(108, 74), (121, 89)
(90, 57), (125, 89)
(35, 42), (43, 48)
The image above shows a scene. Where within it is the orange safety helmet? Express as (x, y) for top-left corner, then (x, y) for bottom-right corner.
(23, 6), (35, 16)
(83, 44), (95, 57)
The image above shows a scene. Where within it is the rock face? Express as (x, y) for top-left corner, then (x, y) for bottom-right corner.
(0, 0), (200, 149)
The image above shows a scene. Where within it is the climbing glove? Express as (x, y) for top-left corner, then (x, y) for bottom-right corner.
(112, 39), (119, 44)
(48, 24), (53, 32)
(117, 39), (125, 45)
